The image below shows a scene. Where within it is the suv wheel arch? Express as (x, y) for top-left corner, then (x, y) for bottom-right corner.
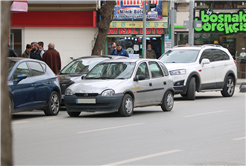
(185, 72), (201, 92)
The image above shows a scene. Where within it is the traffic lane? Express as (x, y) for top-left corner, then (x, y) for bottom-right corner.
(13, 92), (245, 165)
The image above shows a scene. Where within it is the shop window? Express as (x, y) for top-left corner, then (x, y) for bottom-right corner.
(10, 29), (22, 57)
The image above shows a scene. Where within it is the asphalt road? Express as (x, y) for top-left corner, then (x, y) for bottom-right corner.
(12, 86), (245, 165)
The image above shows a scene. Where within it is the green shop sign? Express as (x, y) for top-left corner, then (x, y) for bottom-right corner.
(195, 9), (246, 34)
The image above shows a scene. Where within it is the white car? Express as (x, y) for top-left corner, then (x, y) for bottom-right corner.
(64, 59), (174, 117)
(159, 45), (237, 100)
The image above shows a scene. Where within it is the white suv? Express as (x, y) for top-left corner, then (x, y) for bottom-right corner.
(159, 45), (237, 100)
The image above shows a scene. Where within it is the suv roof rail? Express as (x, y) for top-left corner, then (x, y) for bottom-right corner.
(201, 44), (223, 48)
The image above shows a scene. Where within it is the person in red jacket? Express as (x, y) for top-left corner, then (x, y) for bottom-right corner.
(42, 43), (61, 75)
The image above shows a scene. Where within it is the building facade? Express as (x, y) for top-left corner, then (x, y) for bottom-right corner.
(10, 1), (98, 68)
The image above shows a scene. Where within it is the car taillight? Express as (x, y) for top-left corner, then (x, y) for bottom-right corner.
(234, 60), (237, 67)
(57, 77), (60, 82)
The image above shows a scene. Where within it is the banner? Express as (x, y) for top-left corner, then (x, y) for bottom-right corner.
(110, 20), (168, 28)
(108, 28), (164, 35)
(112, 0), (162, 20)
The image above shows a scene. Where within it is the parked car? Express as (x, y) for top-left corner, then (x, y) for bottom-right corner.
(159, 45), (237, 100)
(64, 59), (174, 117)
(58, 55), (128, 101)
(8, 57), (61, 115)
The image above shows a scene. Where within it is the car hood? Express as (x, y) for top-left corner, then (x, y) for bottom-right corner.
(163, 63), (193, 70)
(68, 79), (126, 94)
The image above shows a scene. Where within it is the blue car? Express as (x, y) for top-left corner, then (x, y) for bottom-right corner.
(8, 57), (61, 116)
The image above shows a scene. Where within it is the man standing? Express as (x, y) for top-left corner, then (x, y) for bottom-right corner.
(146, 44), (156, 59)
(21, 44), (32, 58)
(109, 42), (116, 55)
(30, 42), (43, 60)
(110, 43), (129, 57)
(42, 43), (61, 75)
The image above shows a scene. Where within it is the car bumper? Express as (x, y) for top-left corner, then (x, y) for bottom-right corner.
(173, 85), (187, 94)
(64, 94), (124, 112)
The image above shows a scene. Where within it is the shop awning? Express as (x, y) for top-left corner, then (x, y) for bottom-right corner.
(110, 17), (168, 28)
(11, 0), (28, 12)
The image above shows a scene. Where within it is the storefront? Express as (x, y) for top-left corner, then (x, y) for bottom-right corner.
(106, 0), (168, 59)
(176, 8), (246, 78)
(10, 1), (98, 68)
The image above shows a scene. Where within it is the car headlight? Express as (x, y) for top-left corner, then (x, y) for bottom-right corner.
(169, 69), (186, 75)
(65, 88), (73, 96)
(101, 89), (115, 96)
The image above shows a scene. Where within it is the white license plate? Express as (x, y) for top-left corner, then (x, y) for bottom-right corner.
(76, 99), (96, 104)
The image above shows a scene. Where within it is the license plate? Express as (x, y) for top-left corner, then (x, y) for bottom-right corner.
(76, 99), (96, 104)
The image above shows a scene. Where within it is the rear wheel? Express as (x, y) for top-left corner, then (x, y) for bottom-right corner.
(187, 77), (196, 100)
(161, 91), (174, 112)
(67, 111), (81, 117)
(221, 76), (235, 97)
(44, 91), (60, 116)
(119, 94), (133, 117)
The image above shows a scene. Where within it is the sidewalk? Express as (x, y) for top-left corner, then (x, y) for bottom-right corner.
(237, 78), (246, 85)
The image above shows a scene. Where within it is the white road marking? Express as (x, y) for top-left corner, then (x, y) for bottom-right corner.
(12, 121), (28, 124)
(77, 123), (144, 134)
(102, 150), (183, 166)
(184, 110), (225, 118)
(232, 137), (246, 141)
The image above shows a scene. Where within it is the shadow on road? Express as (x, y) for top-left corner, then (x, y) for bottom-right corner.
(12, 112), (45, 120)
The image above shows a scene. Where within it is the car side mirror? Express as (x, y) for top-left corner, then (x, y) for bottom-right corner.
(201, 58), (210, 66)
(16, 74), (27, 84)
(81, 74), (87, 80)
(134, 75), (145, 81)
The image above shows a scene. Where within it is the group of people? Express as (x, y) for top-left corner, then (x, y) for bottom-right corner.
(109, 42), (156, 59)
(11, 41), (61, 75)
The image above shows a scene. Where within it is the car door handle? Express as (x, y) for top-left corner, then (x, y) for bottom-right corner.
(212, 65), (215, 68)
(163, 81), (166, 85)
(224, 63), (227, 66)
(47, 81), (51, 84)
(149, 83), (152, 86)
(31, 84), (36, 87)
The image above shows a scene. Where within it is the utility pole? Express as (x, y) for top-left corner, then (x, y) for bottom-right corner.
(188, 0), (194, 46)
(170, 0), (175, 48)
(143, 0), (146, 58)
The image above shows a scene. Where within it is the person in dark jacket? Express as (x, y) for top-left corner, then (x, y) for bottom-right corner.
(109, 42), (116, 55)
(30, 42), (43, 60)
(42, 43), (61, 75)
(110, 43), (129, 57)
(21, 44), (32, 58)
(9, 47), (18, 57)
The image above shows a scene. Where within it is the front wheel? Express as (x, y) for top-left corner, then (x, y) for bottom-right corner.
(161, 91), (174, 112)
(44, 91), (60, 116)
(187, 77), (196, 100)
(221, 76), (235, 97)
(119, 94), (134, 117)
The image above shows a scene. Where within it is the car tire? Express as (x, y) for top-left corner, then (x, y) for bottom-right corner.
(44, 91), (60, 116)
(221, 76), (235, 97)
(119, 94), (134, 117)
(9, 97), (13, 114)
(161, 91), (174, 112)
(67, 111), (81, 117)
(187, 77), (196, 100)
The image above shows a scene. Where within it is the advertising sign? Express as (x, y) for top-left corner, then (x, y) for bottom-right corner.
(164, 34), (171, 53)
(110, 20), (168, 28)
(11, 1), (28, 12)
(108, 28), (164, 35)
(112, 0), (162, 20)
(195, 9), (246, 35)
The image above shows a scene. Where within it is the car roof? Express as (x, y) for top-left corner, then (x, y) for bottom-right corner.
(73, 55), (128, 61)
(171, 44), (226, 51)
(8, 57), (46, 63)
(99, 58), (161, 63)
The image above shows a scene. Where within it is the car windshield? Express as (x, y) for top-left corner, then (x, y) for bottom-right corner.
(60, 59), (105, 74)
(8, 60), (17, 75)
(86, 62), (135, 79)
(160, 50), (200, 63)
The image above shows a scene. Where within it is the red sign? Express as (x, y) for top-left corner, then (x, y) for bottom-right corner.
(108, 28), (164, 35)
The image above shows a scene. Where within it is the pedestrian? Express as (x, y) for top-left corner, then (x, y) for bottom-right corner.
(38, 41), (46, 52)
(146, 43), (156, 59)
(110, 43), (129, 57)
(30, 42), (43, 60)
(42, 43), (61, 75)
(9, 46), (18, 57)
(109, 42), (116, 55)
(21, 44), (32, 58)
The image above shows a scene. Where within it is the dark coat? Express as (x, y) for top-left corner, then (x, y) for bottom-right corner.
(9, 48), (18, 57)
(42, 48), (61, 75)
(110, 48), (129, 57)
(30, 49), (42, 60)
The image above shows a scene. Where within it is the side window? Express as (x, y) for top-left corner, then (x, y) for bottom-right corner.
(136, 62), (150, 79)
(27, 62), (45, 76)
(200, 49), (213, 63)
(220, 50), (230, 60)
(40, 63), (46, 72)
(148, 61), (164, 78)
(158, 62), (169, 76)
(212, 49), (224, 62)
(12, 62), (30, 80)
